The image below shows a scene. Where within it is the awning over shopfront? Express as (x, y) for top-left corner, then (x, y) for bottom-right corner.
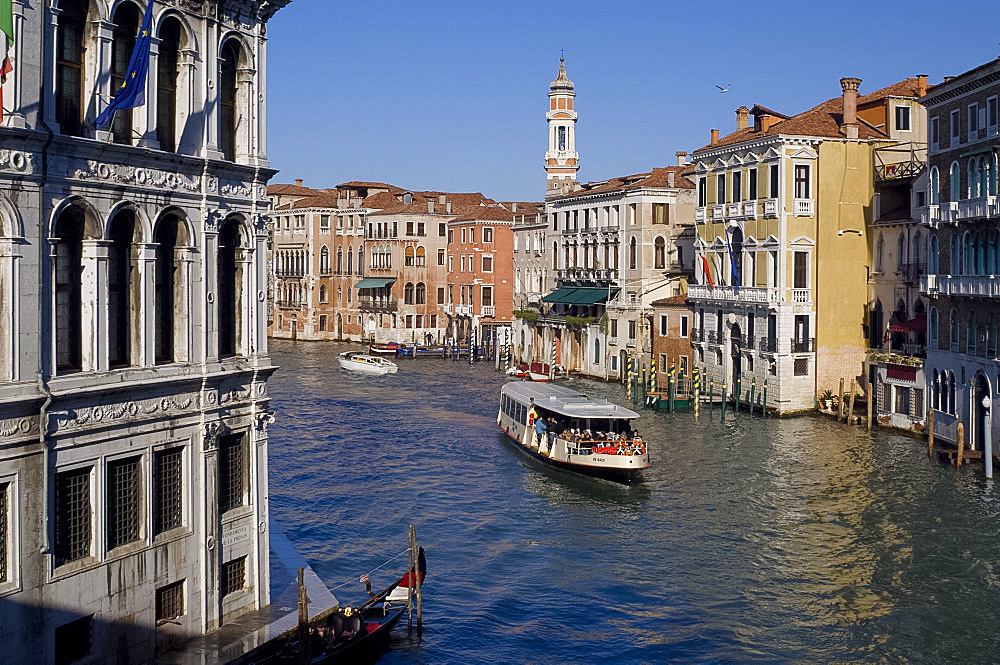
(542, 287), (619, 305)
(889, 316), (927, 333)
(355, 277), (395, 289)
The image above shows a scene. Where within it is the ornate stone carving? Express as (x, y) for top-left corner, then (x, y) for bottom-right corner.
(254, 407), (275, 433)
(0, 149), (34, 174)
(0, 417), (35, 439)
(220, 386), (251, 405)
(204, 209), (223, 233)
(204, 421), (228, 450)
(51, 395), (198, 431)
(73, 160), (200, 192)
(219, 180), (251, 198)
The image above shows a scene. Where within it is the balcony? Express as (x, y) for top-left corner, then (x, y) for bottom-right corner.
(443, 303), (453, 314)
(874, 141), (927, 182)
(790, 337), (816, 353)
(556, 267), (617, 284)
(695, 207), (707, 223)
(898, 262), (925, 284)
(791, 288), (812, 303)
(926, 274), (1000, 297)
(359, 296), (398, 312)
(763, 199), (778, 217)
(742, 201), (758, 219)
(758, 337), (777, 353)
(958, 196), (1000, 221)
(608, 336), (618, 346)
(919, 204), (939, 227)
(690, 329), (704, 343)
(455, 304), (471, 316)
(481, 305), (496, 317)
(940, 201), (959, 224)
(707, 330), (721, 345)
(712, 204), (725, 220)
(793, 199), (814, 216)
(626, 338), (636, 348)
(726, 202), (742, 219)
(275, 299), (303, 309)
(687, 284), (780, 304)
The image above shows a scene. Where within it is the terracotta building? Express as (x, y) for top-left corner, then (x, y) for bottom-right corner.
(651, 295), (695, 389)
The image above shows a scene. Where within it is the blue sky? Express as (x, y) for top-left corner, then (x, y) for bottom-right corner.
(266, 0), (999, 201)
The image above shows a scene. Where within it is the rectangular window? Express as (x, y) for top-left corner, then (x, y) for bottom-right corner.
(659, 314), (668, 337)
(156, 580), (185, 622)
(461, 228), (466, 243)
(319, 314), (327, 331)
(611, 319), (618, 337)
(439, 222), (446, 237)
(717, 173), (727, 203)
(448, 255), (453, 272)
(107, 456), (141, 550)
(769, 164), (779, 198)
(930, 116), (939, 147)
(732, 170), (742, 201)
(437, 287), (445, 303)
(415, 314), (423, 328)
(794, 164), (810, 198)
(336, 215), (343, 229)
(55, 468), (92, 565)
(153, 448), (183, 536)
(438, 249), (445, 265)
(430, 314), (437, 328)
(659, 354), (667, 373)
(0, 482), (6, 583)
(628, 320), (636, 340)
(482, 286), (493, 307)
(405, 314), (413, 328)
(320, 215), (330, 230)
(469, 228), (475, 243)
(969, 103), (980, 138)
(748, 168), (758, 200)
(793, 251), (808, 289)
(482, 255), (494, 272)
(460, 255), (465, 272)
(794, 358), (809, 376)
(680, 315), (689, 338)
(448, 229), (454, 244)
(483, 227), (494, 242)
(219, 434), (247, 514)
(652, 204), (666, 224)
(895, 105), (911, 131)
(418, 222), (425, 236)
(406, 221), (414, 236)
(895, 386), (912, 416)
(221, 557), (246, 597)
(698, 177), (707, 207)
(951, 109), (960, 141)
(295, 215), (304, 228)
(988, 97), (999, 132)
(55, 615), (93, 665)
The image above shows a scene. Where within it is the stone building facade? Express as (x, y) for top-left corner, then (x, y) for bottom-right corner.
(919, 57), (1000, 450)
(689, 77), (923, 414)
(0, 1), (285, 662)
(651, 295), (694, 390)
(511, 206), (547, 311)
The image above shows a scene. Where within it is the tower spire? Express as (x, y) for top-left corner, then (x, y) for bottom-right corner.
(545, 55), (579, 198)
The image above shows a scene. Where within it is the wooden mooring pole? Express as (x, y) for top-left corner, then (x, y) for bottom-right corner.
(928, 408), (935, 457)
(407, 529), (414, 634)
(848, 379), (857, 426)
(409, 524), (422, 634)
(867, 382), (874, 431)
(838, 378), (846, 422)
(297, 567), (309, 665)
(721, 383), (727, 421)
(957, 423), (965, 469)
(762, 380), (768, 418)
(750, 378), (756, 417)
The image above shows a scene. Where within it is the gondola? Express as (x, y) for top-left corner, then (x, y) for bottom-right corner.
(237, 548), (426, 664)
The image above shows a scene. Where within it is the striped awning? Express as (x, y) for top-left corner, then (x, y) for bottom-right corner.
(355, 277), (395, 289)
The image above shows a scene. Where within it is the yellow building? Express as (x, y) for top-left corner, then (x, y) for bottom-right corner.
(688, 77), (925, 413)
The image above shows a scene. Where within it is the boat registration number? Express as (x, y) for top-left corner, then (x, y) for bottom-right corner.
(593, 457), (605, 462)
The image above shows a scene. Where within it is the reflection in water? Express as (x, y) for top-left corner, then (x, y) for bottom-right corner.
(267, 340), (1000, 664)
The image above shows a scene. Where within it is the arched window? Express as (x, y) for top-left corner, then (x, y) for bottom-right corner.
(110, 2), (142, 144)
(930, 235), (939, 274)
(56, 0), (88, 136)
(107, 209), (136, 367)
(552, 241), (558, 269)
(415, 282), (426, 305)
(416, 246), (426, 267)
(876, 233), (884, 272)
(594, 337), (601, 364)
(968, 311), (977, 354)
(896, 234), (905, 270)
(968, 158), (979, 199)
(319, 285), (328, 303)
(153, 213), (189, 364)
(929, 307), (938, 345)
(654, 236), (666, 269)
(347, 287), (352, 303)
(156, 16), (182, 152)
(951, 235), (959, 275)
(320, 246), (330, 274)
(977, 233), (986, 275)
(219, 40), (241, 161)
(217, 218), (242, 357)
(629, 237), (637, 270)
(404, 282), (414, 305)
(731, 227), (744, 280)
(357, 247), (363, 274)
(965, 231), (974, 275)
(404, 246), (415, 266)
(950, 309), (958, 350)
(932, 369), (940, 412)
(929, 166), (940, 205)
(54, 207), (85, 372)
(346, 245), (353, 274)
(949, 371), (956, 415)
(950, 162), (961, 202)
(335, 247), (342, 274)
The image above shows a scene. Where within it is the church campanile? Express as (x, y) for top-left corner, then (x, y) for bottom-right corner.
(545, 57), (579, 197)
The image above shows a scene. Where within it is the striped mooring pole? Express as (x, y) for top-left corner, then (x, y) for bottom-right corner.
(650, 356), (657, 394)
(693, 367), (700, 419)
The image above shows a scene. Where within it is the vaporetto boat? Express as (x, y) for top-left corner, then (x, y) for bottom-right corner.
(338, 351), (399, 375)
(498, 382), (650, 484)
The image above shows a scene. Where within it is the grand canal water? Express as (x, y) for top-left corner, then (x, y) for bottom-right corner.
(266, 340), (1000, 664)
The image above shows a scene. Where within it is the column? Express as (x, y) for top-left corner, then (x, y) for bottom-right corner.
(134, 243), (157, 366)
(237, 248), (254, 356)
(175, 246), (195, 363)
(255, 29), (268, 161)
(93, 20), (115, 141)
(43, 7), (62, 126)
(201, 422), (223, 632)
(177, 49), (198, 153)
(4, 0), (27, 128)
(138, 37), (161, 148)
(203, 19), (222, 159)
(0, 239), (17, 380)
(251, 409), (274, 609)
(204, 214), (220, 360)
(254, 223), (268, 356)
(81, 240), (110, 372)
(235, 67), (256, 164)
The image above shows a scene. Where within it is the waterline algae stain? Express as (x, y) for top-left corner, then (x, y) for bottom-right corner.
(268, 340), (1000, 664)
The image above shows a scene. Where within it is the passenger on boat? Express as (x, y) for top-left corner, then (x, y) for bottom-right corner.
(534, 415), (547, 437)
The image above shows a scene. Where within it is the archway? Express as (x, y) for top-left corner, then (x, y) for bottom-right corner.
(975, 372), (991, 452)
(730, 322), (742, 400)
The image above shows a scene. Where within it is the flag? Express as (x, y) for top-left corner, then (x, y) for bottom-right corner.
(1, 0), (13, 122)
(95, 0), (153, 129)
(359, 574), (369, 583)
(725, 228), (740, 293)
(700, 255), (714, 288)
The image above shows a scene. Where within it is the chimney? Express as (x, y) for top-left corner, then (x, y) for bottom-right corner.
(840, 77), (862, 139)
(294, 178), (303, 187)
(710, 129), (719, 146)
(917, 74), (928, 97)
(446, 202), (452, 214)
(667, 171), (675, 188)
(428, 200), (435, 214)
(675, 150), (687, 166)
(511, 202), (518, 212)
(736, 106), (750, 130)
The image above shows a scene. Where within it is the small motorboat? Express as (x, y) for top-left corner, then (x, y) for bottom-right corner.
(368, 342), (400, 355)
(338, 351), (398, 374)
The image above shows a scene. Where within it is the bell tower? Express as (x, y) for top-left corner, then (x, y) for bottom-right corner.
(545, 56), (579, 197)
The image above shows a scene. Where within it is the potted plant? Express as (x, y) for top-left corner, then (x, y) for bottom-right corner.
(819, 389), (834, 410)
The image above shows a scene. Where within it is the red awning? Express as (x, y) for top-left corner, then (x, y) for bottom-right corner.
(889, 316), (927, 333)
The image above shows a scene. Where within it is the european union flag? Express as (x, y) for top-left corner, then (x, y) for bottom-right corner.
(726, 225), (741, 293)
(95, 0), (153, 129)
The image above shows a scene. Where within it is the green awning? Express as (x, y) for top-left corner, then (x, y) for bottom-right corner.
(355, 277), (395, 289)
(542, 287), (579, 303)
(959, 146), (996, 158)
(566, 287), (619, 305)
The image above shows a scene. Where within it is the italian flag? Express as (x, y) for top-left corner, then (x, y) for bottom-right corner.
(1, 0), (12, 122)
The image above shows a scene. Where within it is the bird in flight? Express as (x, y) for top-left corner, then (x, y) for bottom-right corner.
(716, 83), (732, 93)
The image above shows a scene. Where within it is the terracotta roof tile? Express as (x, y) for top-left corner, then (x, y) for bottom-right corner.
(651, 294), (690, 306)
(267, 183), (324, 196)
(551, 165), (694, 201)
